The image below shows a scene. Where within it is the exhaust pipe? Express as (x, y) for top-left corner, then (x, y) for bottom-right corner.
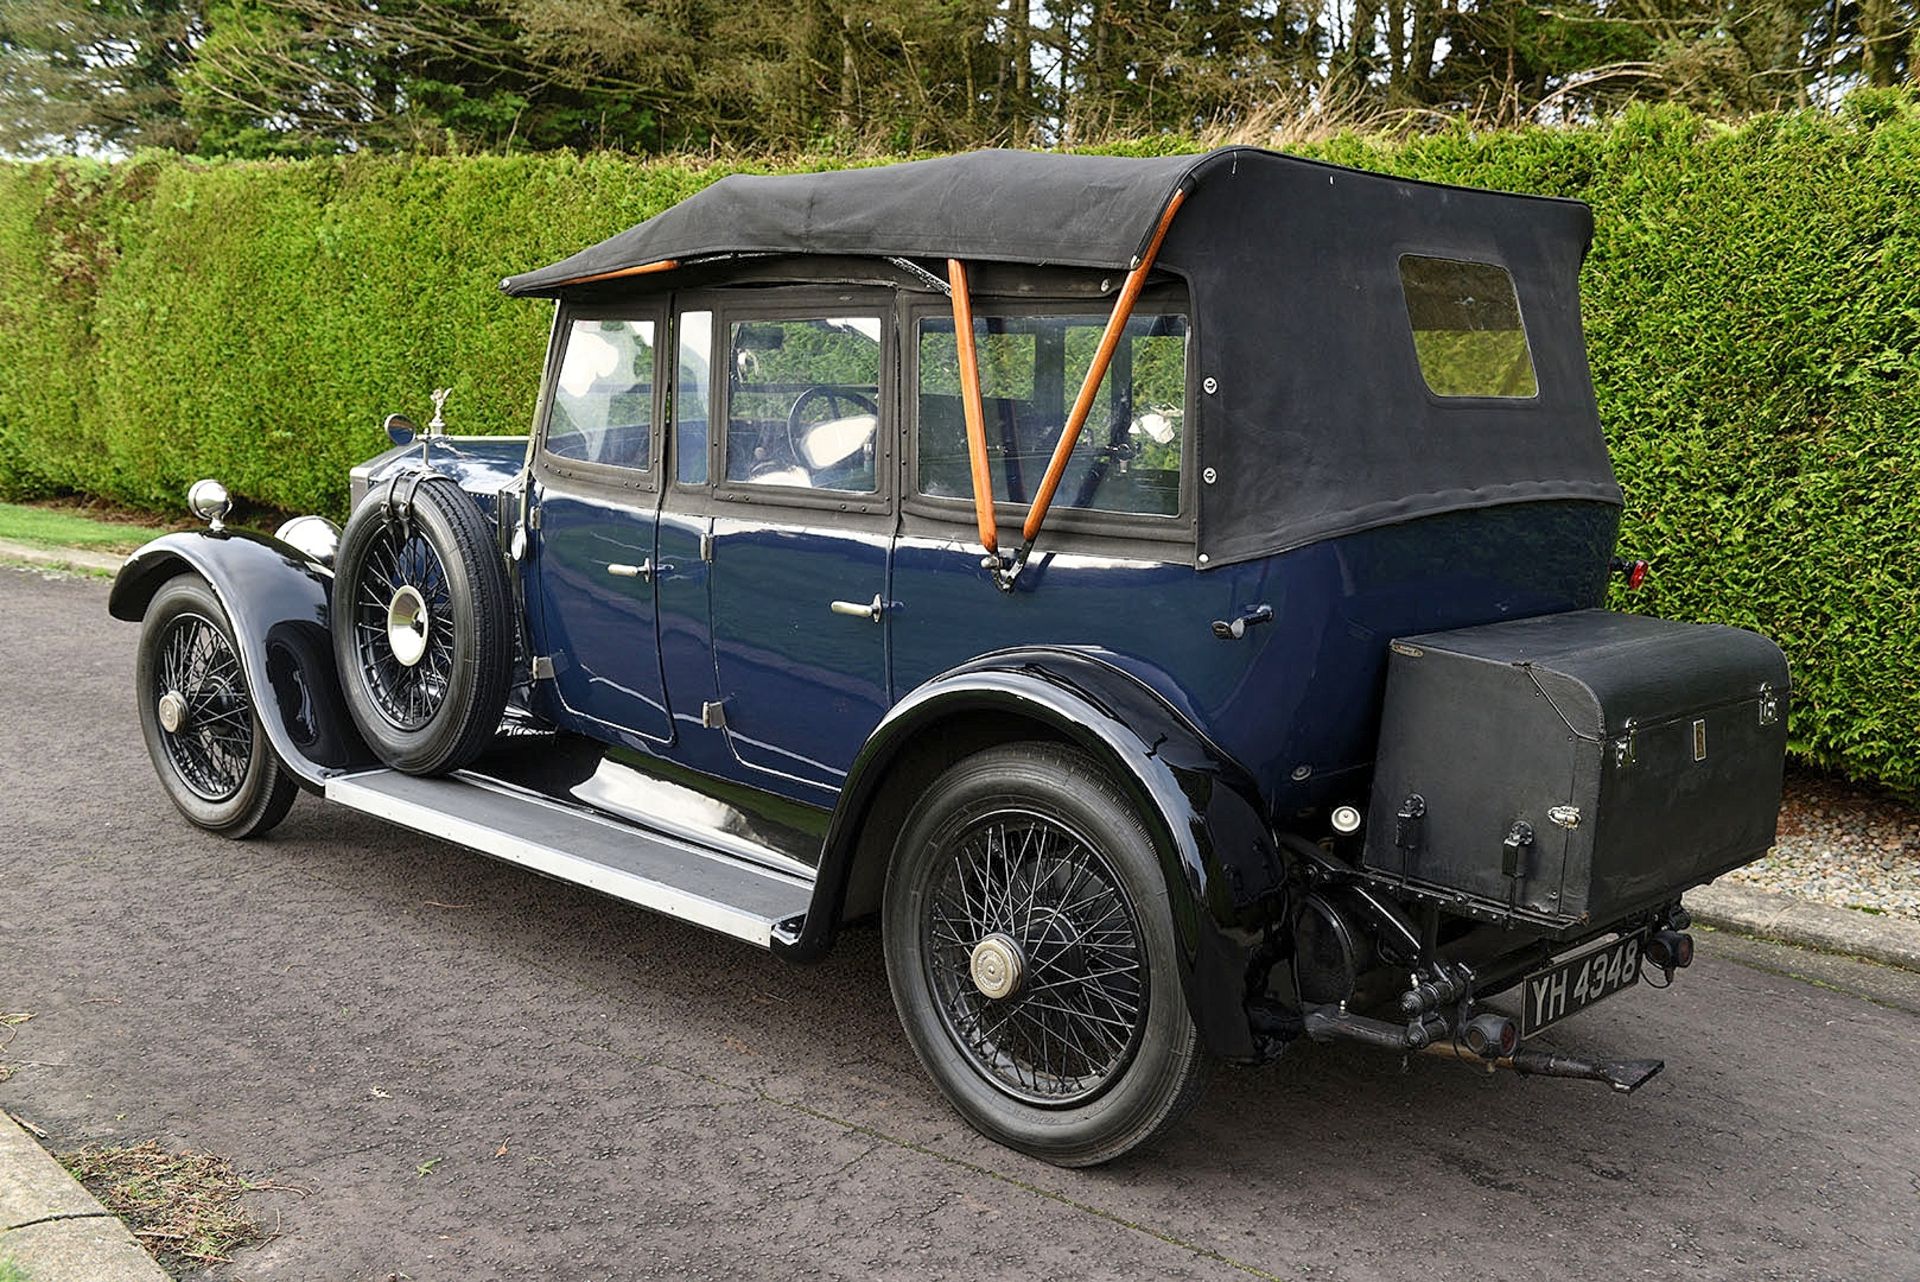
(1304, 1005), (1664, 1094)
(1423, 1039), (1665, 1094)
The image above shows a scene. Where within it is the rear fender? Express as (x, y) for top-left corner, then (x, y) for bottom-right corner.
(779, 648), (1287, 1062)
(109, 531), (377, 788)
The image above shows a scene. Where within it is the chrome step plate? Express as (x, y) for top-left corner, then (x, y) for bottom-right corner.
(324, 769), (813, 948)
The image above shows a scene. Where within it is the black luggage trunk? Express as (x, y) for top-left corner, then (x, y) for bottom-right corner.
(1360, 609), (1789, 932)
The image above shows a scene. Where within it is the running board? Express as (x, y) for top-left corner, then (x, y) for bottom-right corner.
(324, 769), (813, 948)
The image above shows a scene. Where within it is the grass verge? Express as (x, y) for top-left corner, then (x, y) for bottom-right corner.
(59, 1143), (263, 1272)
(0, 502), (169, 555)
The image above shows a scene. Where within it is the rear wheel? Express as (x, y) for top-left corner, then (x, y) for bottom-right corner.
(883, 743), (1210, 1166)
(332, 476), (512, 775)
(136, 575), (298, 838)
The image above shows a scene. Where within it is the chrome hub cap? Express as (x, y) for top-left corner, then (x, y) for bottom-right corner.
(352, 522), (455, 732)
(152, 613), (253, 803)
(969, 933), (1025, 1000)
(386, 584), (430, 668)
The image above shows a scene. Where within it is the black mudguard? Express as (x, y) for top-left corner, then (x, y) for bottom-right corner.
(779, 647), (1289, 1063)
(108, 531), (377, 788)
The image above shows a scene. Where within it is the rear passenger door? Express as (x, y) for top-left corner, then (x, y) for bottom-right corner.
(703, 292), (895, 794)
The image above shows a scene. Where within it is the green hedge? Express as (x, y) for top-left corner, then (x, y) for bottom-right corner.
(2, 99), (1917, 792)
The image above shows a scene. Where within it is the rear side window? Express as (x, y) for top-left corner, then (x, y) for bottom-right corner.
(917, 311), (1187, 518)
(547, 318), (656, 469)
(1397, 255), (1538, 399)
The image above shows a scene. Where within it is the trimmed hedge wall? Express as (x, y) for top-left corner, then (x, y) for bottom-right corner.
(2, 99), (1916, 792)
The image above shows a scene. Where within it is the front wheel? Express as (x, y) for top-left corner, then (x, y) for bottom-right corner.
(135, 575), (298, 838)
(883, 743), (1210, 1166)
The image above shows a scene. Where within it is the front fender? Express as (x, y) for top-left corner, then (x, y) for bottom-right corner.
(780, 648), (1287, 1062)
(109, 530), (377, 788)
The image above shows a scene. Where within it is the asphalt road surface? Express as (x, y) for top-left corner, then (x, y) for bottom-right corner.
(4, 566), (1917, 1282)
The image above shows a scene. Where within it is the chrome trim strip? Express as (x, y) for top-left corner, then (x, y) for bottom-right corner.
(325, 772), (808, 948)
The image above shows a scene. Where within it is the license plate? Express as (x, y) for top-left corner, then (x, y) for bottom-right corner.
(1521, 932), (1644, 1038)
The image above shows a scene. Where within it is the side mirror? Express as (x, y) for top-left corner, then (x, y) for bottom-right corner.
(384, 413), (417, 447)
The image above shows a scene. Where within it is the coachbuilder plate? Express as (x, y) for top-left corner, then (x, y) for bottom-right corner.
(1521, 932), (1644, 1038)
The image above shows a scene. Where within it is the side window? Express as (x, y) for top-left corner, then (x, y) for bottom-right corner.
(547, 317), (656, 470)
(917, 311), (1186, 517)
(1397, 255), (1538, 398)
(675, 310), (713, 485)
(724, 316), (882, 492)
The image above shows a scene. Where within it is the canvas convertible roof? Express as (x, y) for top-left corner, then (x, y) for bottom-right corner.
(499, 151), (1208, 295)
(502, 148), (1622, 568)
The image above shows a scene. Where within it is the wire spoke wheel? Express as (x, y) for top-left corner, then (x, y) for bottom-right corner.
(350, 519), (457, 731)
(136, 576), (298, 839)
(152, 611), (255, 803)
(332, 477), (512, 778)
(885, 745), (1208, 1166)
(921, 808), (1148, 1107)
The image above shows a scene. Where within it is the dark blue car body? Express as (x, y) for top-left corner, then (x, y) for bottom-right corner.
(114, 150), (1785, 1151)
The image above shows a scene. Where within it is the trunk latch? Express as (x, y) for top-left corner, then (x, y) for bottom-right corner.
(1394, 794), (1427, 861)
(1612, 717), (1638, 768)
(1502, 821), (1535, 879)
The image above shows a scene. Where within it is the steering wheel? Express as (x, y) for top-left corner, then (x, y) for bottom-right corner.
(787, 385), (878, 434)
(786, 385), (879, 478)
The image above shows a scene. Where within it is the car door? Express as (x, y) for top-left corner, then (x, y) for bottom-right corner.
(702, 293), (895, 794)
(529, 301), (675, 744)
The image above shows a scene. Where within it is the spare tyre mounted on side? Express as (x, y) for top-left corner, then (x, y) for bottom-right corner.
(332, 474), (512, 776)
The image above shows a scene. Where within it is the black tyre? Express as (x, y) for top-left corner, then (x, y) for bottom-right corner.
(136, 575), (299, 839)
(332, 475), (512, 775)
(883, 743), (1210, 1167)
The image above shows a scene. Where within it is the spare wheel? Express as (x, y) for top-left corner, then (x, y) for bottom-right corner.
(331, 474), (512, 775)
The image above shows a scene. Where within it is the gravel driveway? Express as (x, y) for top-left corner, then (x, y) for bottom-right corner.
(4, 566), (1919, 1281)
(1727, 771), (1920, 920)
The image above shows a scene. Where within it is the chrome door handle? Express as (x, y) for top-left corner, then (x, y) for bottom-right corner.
(606, 560), (652, 579)
(830, 594), (885, 623)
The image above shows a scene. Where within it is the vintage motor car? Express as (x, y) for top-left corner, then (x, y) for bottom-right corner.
(111, 147), (1790, 1167)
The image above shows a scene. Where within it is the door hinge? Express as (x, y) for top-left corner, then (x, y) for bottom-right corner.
(699, 530), (714, 562)
(526, 503), (542, 530)
(701, 699), (728, 730)
(530, 656), (554, 680)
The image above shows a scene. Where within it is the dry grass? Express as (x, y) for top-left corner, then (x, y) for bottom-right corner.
(1192, 83), (1480, 150)
(59, 1142), (264, 1272)
(0, 1011), (31, 1084)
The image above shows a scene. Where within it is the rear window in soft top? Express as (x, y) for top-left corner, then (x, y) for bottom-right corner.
(1397, 255), (1538, 399)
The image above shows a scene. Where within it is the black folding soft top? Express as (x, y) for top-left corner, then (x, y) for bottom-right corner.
(502, 147), (1622, 567)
